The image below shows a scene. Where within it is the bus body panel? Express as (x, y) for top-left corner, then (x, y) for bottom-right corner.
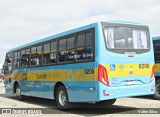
(4, 62), (98, 101)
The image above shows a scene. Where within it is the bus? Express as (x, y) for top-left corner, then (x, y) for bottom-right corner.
(153, 36), (160, 99)
(3, 21), (155, 110)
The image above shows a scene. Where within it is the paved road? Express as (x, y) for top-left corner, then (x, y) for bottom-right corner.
(0, 83), (160, 117)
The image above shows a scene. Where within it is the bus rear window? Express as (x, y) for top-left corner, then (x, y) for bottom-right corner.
(103, 26), (150, 53)
(153, 41), (160, 63)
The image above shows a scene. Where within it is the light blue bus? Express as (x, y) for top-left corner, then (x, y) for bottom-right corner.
(3, 21), (155, 110)
(153, 36), (160, 99)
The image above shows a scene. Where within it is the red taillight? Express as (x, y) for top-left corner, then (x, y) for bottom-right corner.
(98, 64), (109, 86)
(150, 65), (155, 83)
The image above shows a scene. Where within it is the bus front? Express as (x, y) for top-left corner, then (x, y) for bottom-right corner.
(97, 22), (155, 102)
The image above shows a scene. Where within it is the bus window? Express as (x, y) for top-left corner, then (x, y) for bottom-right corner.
(43, 43), (50, 65)
(77, 32), (93, 61)
(18, 52), (20, 67)
(20, 50), (26, 68)
(14, 52), (18, 68)
(77, 34), (85, 60)
(25, 48), (30, 67)
(37, 45), (42, 65)
(31, 46), (39, 66)
(85, 32), (93, 59)
(4, 53), (13, 75)
(14, 51), (20, 68)
(67, 37), (75, 62)
(104, 26), (149, 53)
(59, 39), (67, 63)
(51, 41), (57, 64)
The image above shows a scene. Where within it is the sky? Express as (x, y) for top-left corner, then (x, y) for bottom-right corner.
(0, 0), (160, 68)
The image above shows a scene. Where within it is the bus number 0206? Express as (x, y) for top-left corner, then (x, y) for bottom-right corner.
(139, 63), (150, 69)
(84, 69), (94, 74)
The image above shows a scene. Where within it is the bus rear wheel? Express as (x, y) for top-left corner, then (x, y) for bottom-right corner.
(153, 79), (160, 100)
(55, 85), (73, 110)
(15, 84), (24, 100)
(96, 99), (116, 107)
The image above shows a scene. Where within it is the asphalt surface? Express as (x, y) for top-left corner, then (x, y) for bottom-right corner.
(0, 82), (160, 117)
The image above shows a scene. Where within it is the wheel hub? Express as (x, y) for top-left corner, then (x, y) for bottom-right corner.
(59, 91), (67, 106)
(157, 84), (160, 95)
(16, 88), (20, 97)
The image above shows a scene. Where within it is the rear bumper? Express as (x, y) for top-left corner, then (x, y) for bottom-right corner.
(68, 80), (155, 102)
(98, 79), (155, 101)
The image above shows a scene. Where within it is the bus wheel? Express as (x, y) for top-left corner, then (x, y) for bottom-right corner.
(153, 79), (160, 100)
(96, 99), (116, 107)
(15, 84), (23, 100)
(55, 86), (73, 110)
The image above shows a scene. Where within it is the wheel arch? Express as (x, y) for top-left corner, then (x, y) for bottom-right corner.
(13, 81), (19, 93)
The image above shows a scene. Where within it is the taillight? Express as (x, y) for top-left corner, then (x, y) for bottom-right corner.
(98, 64), (109, 86)
(150, 65), (155, 83)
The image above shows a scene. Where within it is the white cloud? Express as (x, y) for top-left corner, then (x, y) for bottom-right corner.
(0, 0), (160, 65)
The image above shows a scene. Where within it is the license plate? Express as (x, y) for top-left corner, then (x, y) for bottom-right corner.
(126, 81), (135, 85)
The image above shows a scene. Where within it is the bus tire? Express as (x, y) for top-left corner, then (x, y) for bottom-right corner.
(153, 79), (160, 100)
(55, 85), (73, 110)
(96, 99), (116, 107)
(15, 84), (24, 100)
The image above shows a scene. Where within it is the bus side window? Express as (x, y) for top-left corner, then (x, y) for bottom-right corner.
(17, 52), (20, 67)
(51, 41), (57, 64)
(31, 46), (42, 66)
(14, 52), (18, 68)
(67, 37), (75, 62)
(85, 32), (93, 59)
(43, 43), (51, 65)
(59, 39), (67, 63)
(76, 31), (93, 61)
(37, 45), (42, 65)
(14, 52), (20, 68)
(20, 49), (30, 67)
(31, 46), (37, 66)
(4, 53), (13, 75)
(25, 48), (30, 67)
(20, 50), (26, 68)
(77, 34), (85, 61)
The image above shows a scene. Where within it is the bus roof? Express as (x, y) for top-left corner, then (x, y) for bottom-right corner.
(7, 20), (146, 53)
(153, 36), (160, 41)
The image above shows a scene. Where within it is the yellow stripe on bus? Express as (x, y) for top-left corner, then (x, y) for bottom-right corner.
(5, 64), (153, 81)
(155, 63), (160, 73)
